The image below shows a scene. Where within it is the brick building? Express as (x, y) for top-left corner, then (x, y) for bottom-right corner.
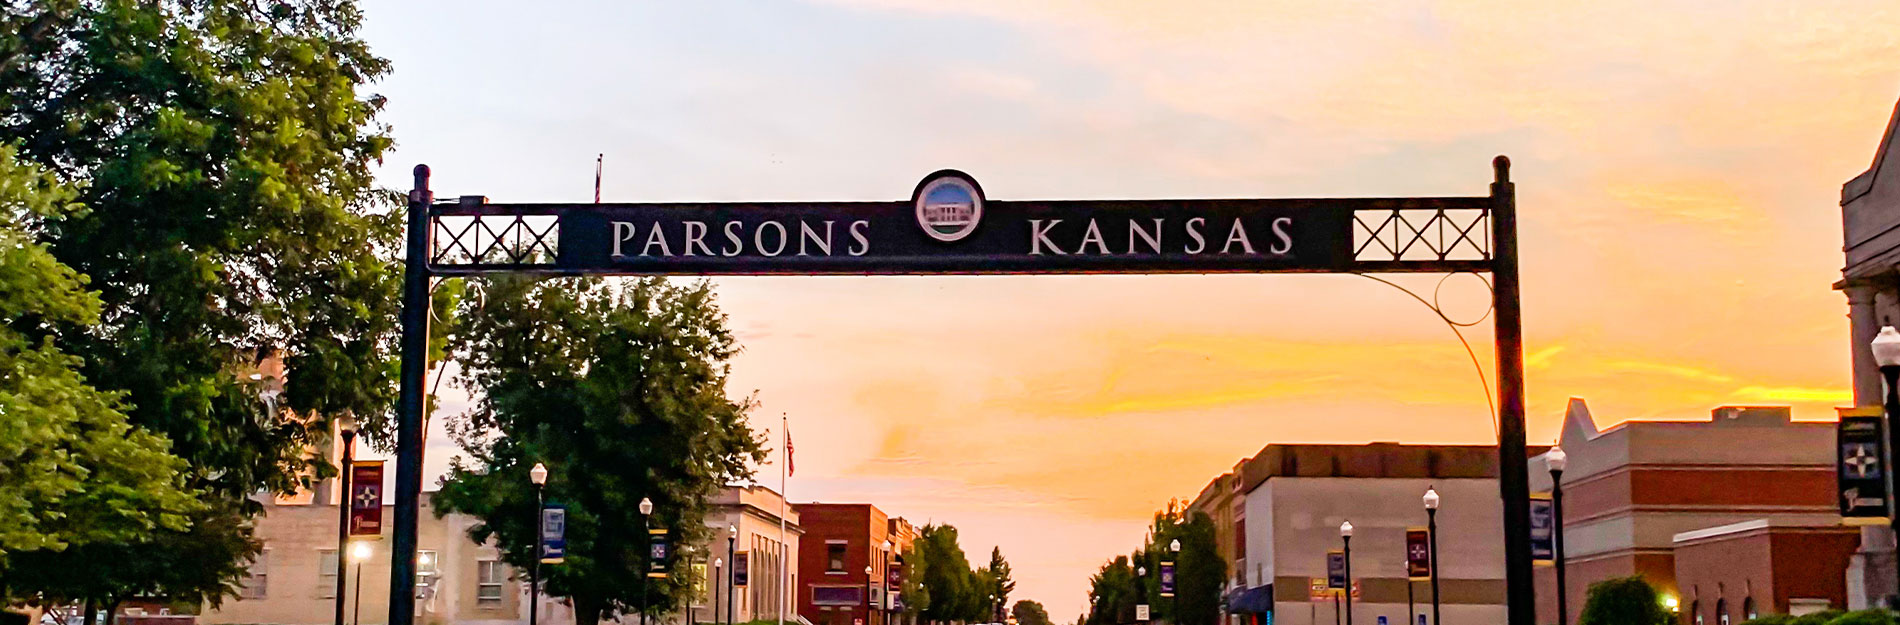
(1837, 91), (1900, 607)
(1529, 400), (1840, 625)
(795, 504), (903, 625)
(1673, 520), (1861, 624)
(1184, 463), (1249, 625)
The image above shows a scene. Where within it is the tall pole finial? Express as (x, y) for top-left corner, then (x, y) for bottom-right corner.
(1492, 155), (1511, 184)
(595, 154), (604, 204)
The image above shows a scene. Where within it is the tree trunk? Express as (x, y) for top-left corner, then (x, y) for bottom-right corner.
(103, 597), (122, 625)
(81, 599), (95, 625)
(574, 595), (601, 625)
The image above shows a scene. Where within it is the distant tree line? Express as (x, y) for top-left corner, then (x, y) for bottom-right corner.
(906, 524), (1017, 625)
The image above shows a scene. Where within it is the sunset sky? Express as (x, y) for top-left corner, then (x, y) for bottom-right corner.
(356, 1), (1900, 618)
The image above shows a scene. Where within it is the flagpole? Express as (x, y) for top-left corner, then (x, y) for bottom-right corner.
(779, 414), (789, 625)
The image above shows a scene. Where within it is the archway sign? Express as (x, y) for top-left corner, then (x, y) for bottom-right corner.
(386, 157), (1534, 625)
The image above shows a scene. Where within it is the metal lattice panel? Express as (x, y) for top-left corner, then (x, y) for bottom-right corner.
(430, 212), (560, 270)
(1352, 207), (1491, 263)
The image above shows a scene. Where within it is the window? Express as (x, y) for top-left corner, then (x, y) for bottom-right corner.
(827, 543), (847, 573)
(1716, 598), (1729, 625)
(813, 586), (864, 606)
(477, 560), (505, 605)
(1743, 598), (1757, 621)
(417, 550), (439, 578)
(239, 551), (269, 599)
(318, 550), (339, 598)
(1691, 601), (1702, 625)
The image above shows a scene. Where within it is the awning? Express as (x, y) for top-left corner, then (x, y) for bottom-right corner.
(1227, 584), (1274, 614)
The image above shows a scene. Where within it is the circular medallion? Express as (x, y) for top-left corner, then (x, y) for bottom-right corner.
(913, 171), (984, 243)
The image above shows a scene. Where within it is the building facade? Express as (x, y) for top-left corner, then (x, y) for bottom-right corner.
(794, 504), (902, 625)
(701, 485), (805, 625)
(1673, 519), (1861, 624)
(1838, 93), (1900, 609)
(201, 484), (802, 625)
(1529, 401), (1840, 625)
(1185, 462), (1250, 625)
(199, 493), (528, 625)
(1234, 443), (1513, 625)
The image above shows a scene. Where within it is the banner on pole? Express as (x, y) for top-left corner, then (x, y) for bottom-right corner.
(1529, 494), (1554, 565)
(1840, 408), (1892, 524)
(541, 505), (567, 563)
(648, 528), (669, 578)
(1159, 561), (1175, 598)
(1326, 551), (1346, 590)
(1405, 528), (1431, 580)
(734, 552), (750, 587)
(348, 461), (384, 537)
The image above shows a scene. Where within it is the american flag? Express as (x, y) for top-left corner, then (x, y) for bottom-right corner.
(785, 417), (795, 476)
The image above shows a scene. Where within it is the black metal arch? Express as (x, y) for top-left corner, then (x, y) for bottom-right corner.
(387, 157), (1533, 625)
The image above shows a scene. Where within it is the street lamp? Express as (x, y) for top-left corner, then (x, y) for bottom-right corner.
(350, 541), (372, 625)
(641, 497), (656, 625)
(1340, 522), (1354, 625)
(868, 566), (877, 625)
(727, 524), (738, 625)
(882, 540), (894, 625)
(1424, 487), (1441, 625)
(1874, 326), (1900, 607)
(529, 463), (548, 625)
(1548, 447), (1570, 625)
(714, 558), (724, 625)
(333, 423), (356, 625)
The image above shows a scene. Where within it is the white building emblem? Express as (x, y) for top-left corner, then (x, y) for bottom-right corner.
(915, 173), (983, 243)
(1844, 442), (1881, 478)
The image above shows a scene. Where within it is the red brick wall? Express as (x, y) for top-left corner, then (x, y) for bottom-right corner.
(796, 504), (891, 625)
(1765, 530), (1860, 615)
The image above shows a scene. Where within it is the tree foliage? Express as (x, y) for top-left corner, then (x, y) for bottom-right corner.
(1577, 576), (1672, 625)
(1012, 600), (1051, 625)
(986, 547), (1015, 622)
(0, 0), (400, 607)
(1085, 503), (1225, 625)
(433, 276), (765, 625)
(0, 144), (200, 571)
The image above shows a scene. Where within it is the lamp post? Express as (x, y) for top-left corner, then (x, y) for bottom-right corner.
(882, 540), (894, 625)
(727, 524), (738, 625)
(1136, 566), (1147, 624)
(868, 566), (877, 625)
(714, 558), (724, 625)
(1423, 488), (1441, 625)
(1547, 447), (1569, 625)
(1170, 539), (1182, 625)
(1339, 522), (1354, 625)
(1874, 326), (1900, 607)
(530, 463), (548, 625)
(351, 541), (372, 625)
(641, 497), (655, 625)
(334, 426), (356, 625)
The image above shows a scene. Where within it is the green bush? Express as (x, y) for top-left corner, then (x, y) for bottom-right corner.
(1827, 610), (1898, 625)
(1578, 576), (1672, 625)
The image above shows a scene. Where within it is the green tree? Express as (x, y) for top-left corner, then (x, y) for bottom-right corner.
(0, 0), (401, 608)
(986, 547), (1015, 622)
(1577, 576), (1672, 625)
(1085, 556), (1138, 625)
(1011, 600), (1051, 625)
(915, 524), (978, 625)
(1170, 513), (1224, 625)
(433, 276), (765, 625)
(0, 144), (201, 578)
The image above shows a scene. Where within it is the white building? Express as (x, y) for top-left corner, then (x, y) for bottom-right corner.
(1236, 443), (1512, 625)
